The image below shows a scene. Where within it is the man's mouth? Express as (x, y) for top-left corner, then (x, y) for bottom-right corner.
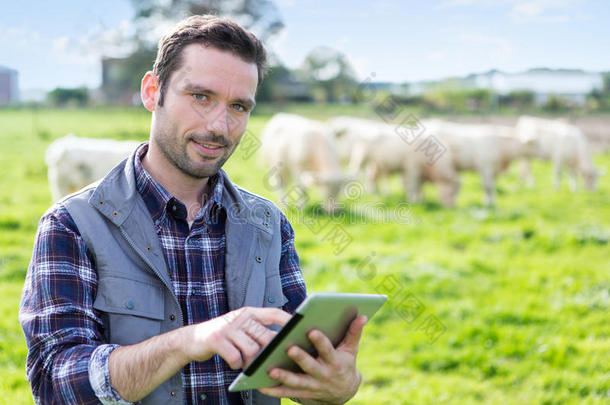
(191, 140), (226, 157)
(200, 142), (222, 149)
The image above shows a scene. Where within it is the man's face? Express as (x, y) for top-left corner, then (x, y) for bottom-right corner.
(150, 44), (258, 179)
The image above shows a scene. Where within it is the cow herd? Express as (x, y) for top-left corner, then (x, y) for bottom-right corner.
(259, 114), (602, 210)
(45, 115), (602, 211)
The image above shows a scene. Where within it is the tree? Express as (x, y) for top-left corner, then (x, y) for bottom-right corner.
(298, 47), (357, 103)
(586, 72), (610, 111)
(130, 0), (284, 45)
(47, 87), (89, 107)
(256, 64), (301, 103)
(500, 90), (534, 110)
(544, 94), (571, 112)
(102, 0), (285, 103)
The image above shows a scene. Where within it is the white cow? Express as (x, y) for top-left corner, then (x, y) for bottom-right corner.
(327, 116), (394, 192)
(327, 116), (387, 164)
(259, 113), (349, 212)
(329, 116), (460, 207)
(427, 120), (527, 205)
(45, 134), (140, 201)
(515, 116), (600, 191)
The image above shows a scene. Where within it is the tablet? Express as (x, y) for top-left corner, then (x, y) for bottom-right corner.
(228, 292), (387, 392)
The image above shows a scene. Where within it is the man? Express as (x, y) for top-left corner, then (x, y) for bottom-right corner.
(20, 15), (366, 405)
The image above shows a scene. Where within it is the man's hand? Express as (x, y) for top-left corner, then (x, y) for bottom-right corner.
(185, 306), (292, 369)
(109, 307), (291, 402)
(258, 315), (368, 405)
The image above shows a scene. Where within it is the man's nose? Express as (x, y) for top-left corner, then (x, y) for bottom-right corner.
(205, 103), (229, 135)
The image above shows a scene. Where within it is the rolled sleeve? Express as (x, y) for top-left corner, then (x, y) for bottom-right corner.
(89, 344), (132, 404)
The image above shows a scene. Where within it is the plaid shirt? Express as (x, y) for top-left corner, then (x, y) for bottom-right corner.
(20, 144), (307, 404)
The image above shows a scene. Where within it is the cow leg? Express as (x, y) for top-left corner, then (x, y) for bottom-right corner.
(282, 167), (309, 209)
(449, 176), (461, 207)
(481, 169), (496, 206)
(521, 158), (535, 188)
(568, 168), (578, 191)
(364, 163), (379, 193)
(377, 169), (392, 196)
(438, 182), (454, 207)
(347, 143), (367, 176)
(322, 181), (342, 213)
(405, 164), (422, 203)
(553, 159), (562, 190)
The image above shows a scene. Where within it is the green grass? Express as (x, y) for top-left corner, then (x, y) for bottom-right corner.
(1, 107), (609, 404)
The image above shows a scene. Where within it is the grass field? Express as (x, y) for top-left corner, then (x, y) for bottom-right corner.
(0, 107), (608, 404)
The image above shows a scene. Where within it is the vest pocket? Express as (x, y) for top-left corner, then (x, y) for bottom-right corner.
(93, 276), (165, 346)
(263, 274), (288, 308)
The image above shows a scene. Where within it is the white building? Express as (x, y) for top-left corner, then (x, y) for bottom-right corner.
(408, 68), (604, 106)
(468, 68), (603, 105)
(0, 66), (19, 105)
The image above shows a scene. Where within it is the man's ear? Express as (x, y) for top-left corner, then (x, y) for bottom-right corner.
(141, 72), (160, 111)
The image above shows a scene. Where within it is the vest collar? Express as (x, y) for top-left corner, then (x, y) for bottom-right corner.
(88, 143), (258, 228)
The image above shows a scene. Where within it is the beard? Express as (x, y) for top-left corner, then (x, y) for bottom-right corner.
(153, 129), (238, 179)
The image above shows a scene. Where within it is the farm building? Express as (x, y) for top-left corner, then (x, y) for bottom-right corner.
(0, 66), (19, 105)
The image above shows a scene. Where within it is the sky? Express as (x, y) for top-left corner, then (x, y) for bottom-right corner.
(1, 0), (609, 95)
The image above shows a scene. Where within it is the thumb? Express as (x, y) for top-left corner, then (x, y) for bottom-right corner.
(337, 315), (367, 355)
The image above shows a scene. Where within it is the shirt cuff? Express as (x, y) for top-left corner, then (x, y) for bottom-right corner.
(89, 344), (133, 405)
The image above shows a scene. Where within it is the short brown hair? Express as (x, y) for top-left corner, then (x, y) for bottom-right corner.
(152, 15), (267, 106)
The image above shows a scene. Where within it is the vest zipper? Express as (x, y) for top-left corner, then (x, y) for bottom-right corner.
(241, 233), (259, 308)
(119, 228), (185, 327)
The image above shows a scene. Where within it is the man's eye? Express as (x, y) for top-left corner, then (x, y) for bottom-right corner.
(232, 104), (246, 112)
(193, 94), (208, 101)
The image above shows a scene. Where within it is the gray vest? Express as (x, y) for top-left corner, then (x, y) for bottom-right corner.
(64, 150), (286, 405)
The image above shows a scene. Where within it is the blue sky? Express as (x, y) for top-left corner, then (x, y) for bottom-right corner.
(1, 0), (609, 93)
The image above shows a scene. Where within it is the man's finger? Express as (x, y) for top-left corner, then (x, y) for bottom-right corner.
(258, 385), (313, 400)
(236, 316), (278, 348)
(241, 307), (292, 327)
(307, 329), (337, 365)
(337, 315), (367, 355)
(286, 345), (325, 379)
(267, 367), (319, 390)
(227, 329), (261, 367)
(215, 339), (244, 370)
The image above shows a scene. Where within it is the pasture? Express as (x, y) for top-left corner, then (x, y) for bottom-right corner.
(0, 107), (608, 404)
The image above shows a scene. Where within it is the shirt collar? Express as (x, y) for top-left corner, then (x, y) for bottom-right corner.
(133, 143), (225, 225)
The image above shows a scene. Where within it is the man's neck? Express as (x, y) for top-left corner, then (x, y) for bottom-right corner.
(142, 142), (210, 220)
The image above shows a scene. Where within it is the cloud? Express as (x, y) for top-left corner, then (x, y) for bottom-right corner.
(53, 19), (136, 62)
(0, 19), (138, 90)
(437, 0), (587, 23)
(265, 26), (291, 66)
(370, 0), (403, 15)
(509, 0), (586, 23)
(0, 24), (43, 48)
(437, 0), (508, 9)
(511, 0), (577, 17)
